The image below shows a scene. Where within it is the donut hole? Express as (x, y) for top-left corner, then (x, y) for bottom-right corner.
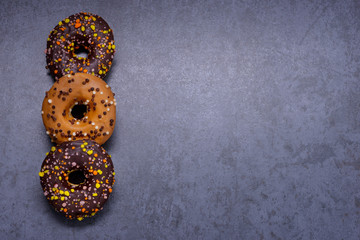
(68, 170), (86, 185)
(73, 44), (89, 59)
(71, 104), (88, 120)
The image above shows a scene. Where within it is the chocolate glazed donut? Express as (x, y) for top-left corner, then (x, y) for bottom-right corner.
(46, 12), (115, 80)
(39, 140), (115, 221)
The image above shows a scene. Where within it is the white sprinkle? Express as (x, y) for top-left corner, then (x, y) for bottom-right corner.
(46, 131), (49, 135)
(75, 102), (78, 105)
(95, 126), (99, 129)
(52, 134), (56, 137)
(114, 102), (117, 106)
(107, 108), (110, 111)
(48, 99), (52, 104)
(105, 100), (108, 103)
(80, 201), (85, 206)
(100, 92), (103, 95)
(68, 138), (71, 141)
(110, 101), (113, 104)
(72, 132), (76, 136)
(93, 91), (96, 95)
(76, 122), (80, 125)
(114, 98), (116, 102)
(91, 122), (95, 126)
(85, 116), (88, 119)
(62, 203), (67, 207)
(41, 111), (44, 115)
(105, 85), (109, 88)
(84, 133), (87, 136)
(72, 162), (76, 166)
(106, 131), (109, 135)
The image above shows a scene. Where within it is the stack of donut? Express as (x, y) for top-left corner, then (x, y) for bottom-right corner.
(39, 12), (117, 221)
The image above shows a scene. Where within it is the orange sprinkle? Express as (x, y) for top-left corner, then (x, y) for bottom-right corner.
(109, 188), (112, 193)
(94, 153), (98, 157)
(83, 69), (88, 73)
(93, 171), (98, 175)
(103, 159), (107, 163)
(64, 208), (67, 212)
(54, 70), (58, 74)
(82, 208), (86, 212)
(75, 22), (81, 28)
(61, 37), (66, 42)
(76, 19), (80, 23)
(79, 67), (83, 71)
(56, 41), (60, 45)
(58, 58), (62, 62)
(72, 146), (75, 150)
(58, 149), (62, 152)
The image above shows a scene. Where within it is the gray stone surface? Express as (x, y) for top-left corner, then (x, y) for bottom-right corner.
(0, 0), (360, 239)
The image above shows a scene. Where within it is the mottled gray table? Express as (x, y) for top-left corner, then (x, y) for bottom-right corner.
(1, 0), (359, 239)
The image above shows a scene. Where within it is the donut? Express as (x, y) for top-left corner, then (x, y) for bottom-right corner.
(41, 72), (116, 145)
(46, 12), (115, 80)
(39, 140), (115, 220)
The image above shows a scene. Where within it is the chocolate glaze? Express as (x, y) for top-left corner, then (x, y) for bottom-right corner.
(46, 12), (115, 80)
(39, 140), (115, 220)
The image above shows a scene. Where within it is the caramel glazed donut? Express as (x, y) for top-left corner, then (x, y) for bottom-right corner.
(39, 140), (115, 220)
(42, 73), (116, 145)
(46, 12), (115, 80)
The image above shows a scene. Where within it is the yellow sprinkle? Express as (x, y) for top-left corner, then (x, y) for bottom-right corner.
(111, 45), (116, 50)
(108, 45), (111, 50)
(61, 196), (65, 201)
(91, 212), (96, 216)
(59, 176), (62, 180)
(93, 33), (97, 37)
(60, 190), (64, 195)
(103, 30), (108, 34)
(54, 196), (59, 200)
(58, 21), (62, 26)
(99, 70), (103, 75)
(77, 217), (84, 221)
(52, 187), (57, 192)
(82, 148), (86, 152)
(84, 142), (88, 146)
(39, 172), (44, 177)
(44, 170), (49, 173)
(97, 170), (103, 175)
(92, 17), (96, 21)
(51, 196), (54, 200)
(46, 152), (49, 156)
(81, 26), (85, 32)
(65, 191), (70, 196)
(47, 38), (50, 41)
(51, 146), (56, 152)
(91, 25), (95, 31)
(105, 164), (108, 168)
(81, 144), (84, 148)
(96, 183), (100, 188)
(71, 189), (75, 192)
(85, 16), (88, 20)
(87, 150), (93, 155)
(65, 18), (70, 23)
(55, 166), (59, 170)
(112, 172), (115, 176)
(92, 193), (98, 197)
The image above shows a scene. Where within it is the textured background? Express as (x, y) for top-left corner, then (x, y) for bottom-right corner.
(1, 0), (360, 239)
